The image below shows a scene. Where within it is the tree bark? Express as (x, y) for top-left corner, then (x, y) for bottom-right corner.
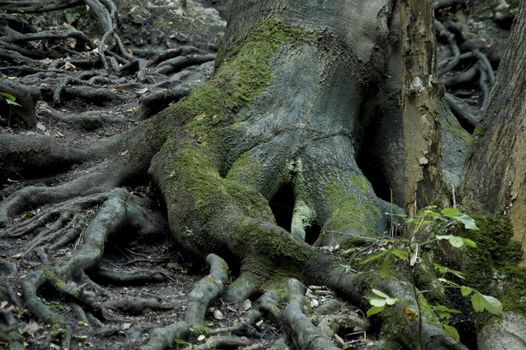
(461, 0), (526, 260)
(399, 0), (442, 214)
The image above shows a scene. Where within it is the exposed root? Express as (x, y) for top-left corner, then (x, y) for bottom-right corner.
(138, 87), (190, 120)
(283, 279), (339, 350)
(185, 254), (229, 325)
(18, 188), (161, 346)
(93, 265), (170, 284)
(153, 53), (216, 75)
(24, 212), (83, 254)
(209, 309), (261, 337)
(0, 308), (24, 350)
(0, 192), (107, 237)
(39, 105), (124, 131)
(141, 254), (229, 350)
(0, 161), (124, 226)
(141, 322), (190, 350)
(3, 29), (93, 50)
(0, 133), (96, 183)
(434, 16), (497, 130)
(445, 93), (479, 131)
(192, 335), (251, 349)
(224, 271), (261, 303)
(103, 297), (174, 315)
(2, 0), (84, 14)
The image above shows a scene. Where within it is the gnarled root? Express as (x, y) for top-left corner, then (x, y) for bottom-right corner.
(18, 188), (162, 347)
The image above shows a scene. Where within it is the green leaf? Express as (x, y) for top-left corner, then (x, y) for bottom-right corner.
(442, 324), (460, 341)
(455, 213), (479, 230)
(0, 92), (16, 101)
(434, 263), (465, 279)
(385, 297), (398, 306)
(369, 298), (386, 307)
(481, 294), (503, 315)
(371, 289), (390, 299)
(471, 293), (485, 312)
(436, 235), (464, 248)
(460, 286), (473, 297)
(0, 92), (21, 106)
(461, 237), (477, 248)
(440, 208), (479, 230)
(433, 305), (460, 319)
(359, 250), (389, 265)
(391, 248), (410, 260)
(366, 305), (385, 317)
(380, 254), (392, 280)
(441, 207), (461, 217)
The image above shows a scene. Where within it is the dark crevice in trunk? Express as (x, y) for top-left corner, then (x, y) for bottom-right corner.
(269, 183), (295, 233)
(305, 222), (321, 245)
(356, 119), (391, 203)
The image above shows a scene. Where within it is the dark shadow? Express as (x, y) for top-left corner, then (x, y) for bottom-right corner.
(305, 222), (321, 245)
(356, 117), (391, 203)
(269, 183), (295, 232)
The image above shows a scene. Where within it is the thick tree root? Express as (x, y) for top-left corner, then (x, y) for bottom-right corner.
(0, 133), (99, 183)
(93, 265), (170, 284)
(141, 322), (190, 350)
(141, 254), (229, 350)
(185, 254), (229, 325)
(283, 279), (339, 350)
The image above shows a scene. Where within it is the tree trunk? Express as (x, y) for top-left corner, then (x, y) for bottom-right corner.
(0, 1), (471, 348)
(399, 0), (442, 214)
(461, 0), (526, 261)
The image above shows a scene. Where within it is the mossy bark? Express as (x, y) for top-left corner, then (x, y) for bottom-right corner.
(139, 1), (462, 348)
(461, 0), (526, 264)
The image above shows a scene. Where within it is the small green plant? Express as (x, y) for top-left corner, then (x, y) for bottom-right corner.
(362, 206), (502, 343)
(0, 92), (21, 107)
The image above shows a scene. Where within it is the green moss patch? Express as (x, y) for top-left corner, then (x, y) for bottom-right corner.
(323, 183), (381, 236)
(459, 214), (526, 317)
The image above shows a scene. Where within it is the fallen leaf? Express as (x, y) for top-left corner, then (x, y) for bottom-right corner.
(21, 321), (42, 337)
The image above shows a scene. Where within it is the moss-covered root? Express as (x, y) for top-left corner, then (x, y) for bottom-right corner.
(223, 270), (261, 303)
(21, 188), (160, 342)
(141, 322), (191, 350)
(0, 308), (24, 350)
(324, 267), (467, 350)
(185, 254), (229, 325)
(193, 335), (252, 349)
(284, 279), (339, 350)
(103, 297), (174, 315)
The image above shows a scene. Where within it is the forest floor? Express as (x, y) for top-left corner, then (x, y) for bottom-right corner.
(0, 0), (515, 349)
